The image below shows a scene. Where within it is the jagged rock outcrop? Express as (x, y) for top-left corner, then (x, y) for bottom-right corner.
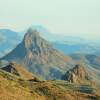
(1, 28), (74, 79)
(62, 63), (93, 84)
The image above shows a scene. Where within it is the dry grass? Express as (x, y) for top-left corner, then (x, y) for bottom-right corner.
(0, 70), (99, 100)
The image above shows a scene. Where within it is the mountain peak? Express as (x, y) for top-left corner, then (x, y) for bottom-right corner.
(24, 28), (40, 39)
(23, 28), (42, 49)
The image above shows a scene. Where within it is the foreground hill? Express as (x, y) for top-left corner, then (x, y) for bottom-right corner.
(1, 28), (74, 79)
(0, 68), (100, 100)
(1, 62), (40, 81)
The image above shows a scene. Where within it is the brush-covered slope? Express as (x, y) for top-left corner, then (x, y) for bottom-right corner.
(1, 62), (40, 81)
(0, 69), (99, 100)
(2, 28), (74, 79)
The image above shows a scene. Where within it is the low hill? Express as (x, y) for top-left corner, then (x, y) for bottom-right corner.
(1, 62), (40, 81)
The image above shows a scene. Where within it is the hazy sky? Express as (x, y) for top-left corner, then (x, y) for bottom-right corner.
(0, 0), (100, 40)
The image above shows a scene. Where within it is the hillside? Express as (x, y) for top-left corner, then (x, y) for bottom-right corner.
(0, 69), (100, 100)
(1, 62), (40, 81)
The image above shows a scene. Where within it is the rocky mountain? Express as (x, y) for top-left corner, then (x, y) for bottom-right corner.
(1, 28), (74, 79)
(0, 29), (21, 57)
(62, 63), (93, 84)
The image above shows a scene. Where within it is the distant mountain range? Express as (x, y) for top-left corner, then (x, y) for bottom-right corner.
(70, 53), (100, 70)
(0, 29), (21, 57)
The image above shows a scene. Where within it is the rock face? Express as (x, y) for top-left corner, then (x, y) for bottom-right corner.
(1, 28), (74, 79)
(2, 63), (20, 76)
(62, 63), (92, 84)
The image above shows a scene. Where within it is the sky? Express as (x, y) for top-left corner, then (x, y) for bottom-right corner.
(0, 0), (100, 41)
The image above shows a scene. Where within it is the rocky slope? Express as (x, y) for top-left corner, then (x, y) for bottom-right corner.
(1, 28), (74, 79)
